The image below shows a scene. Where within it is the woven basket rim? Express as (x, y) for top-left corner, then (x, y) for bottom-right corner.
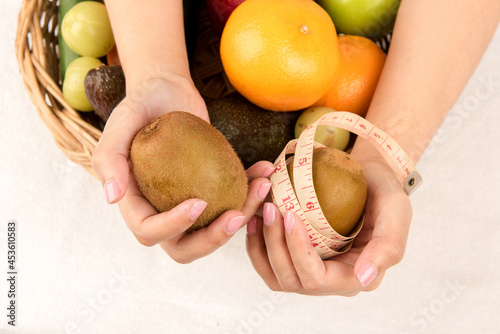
(16, 0), (101, 178)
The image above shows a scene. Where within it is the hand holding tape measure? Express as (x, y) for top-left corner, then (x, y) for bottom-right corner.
(270, 111), (422, 260)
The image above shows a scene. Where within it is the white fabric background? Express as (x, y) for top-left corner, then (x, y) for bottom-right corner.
(1, 2), (500, 333)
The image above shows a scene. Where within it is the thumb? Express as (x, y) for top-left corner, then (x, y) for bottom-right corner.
(91, 101), (148, 204)
(354, 192), (413, 288)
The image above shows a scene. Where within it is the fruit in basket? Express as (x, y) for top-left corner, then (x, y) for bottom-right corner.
(220, 0), (340, 112)
(61, 1), (115, 58)
(106, 46), (121, 66)
(313, 35), (386, 117)
(316, 0), (401, 39)
(130, 112), (248, 232)
(295, 107), (350, 151)
(287, 147), (367, 236)
(63, 56), (103, 111)
(58, 0), (84, 82)
(207, 93), (297, 169)
(206, 0), (245, 35)
(84, 65), (126, 122)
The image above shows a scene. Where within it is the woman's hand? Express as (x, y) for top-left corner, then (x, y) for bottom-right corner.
(246, 153), (413, 295)
(92, 74), (275, 263)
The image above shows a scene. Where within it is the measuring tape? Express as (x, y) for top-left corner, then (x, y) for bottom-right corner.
(270, 111), (422, 259)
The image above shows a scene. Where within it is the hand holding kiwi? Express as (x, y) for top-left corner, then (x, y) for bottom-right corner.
(90, 72), (274, 263)
(124, 111), (274, 263)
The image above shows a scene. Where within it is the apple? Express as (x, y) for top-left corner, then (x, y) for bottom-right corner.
(295, 107), (350, 151)
(316, 0), (401, 39)
(206, 0), (246, 36)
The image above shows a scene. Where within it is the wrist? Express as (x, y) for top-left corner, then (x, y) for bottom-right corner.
(124, 60), (193, 93)
(350, 138), (405, 189)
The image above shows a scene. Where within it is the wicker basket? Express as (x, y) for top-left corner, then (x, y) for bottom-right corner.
(15, 0), (390, 178)
(15, 0), (235, 178)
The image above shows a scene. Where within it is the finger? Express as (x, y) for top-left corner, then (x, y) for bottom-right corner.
(246, 215), (282, 291)
(118, 185), (208, 246)
(91, 101), (148, 204)
(283, 210), (362, 294)
(240, 178), (272, 224)
(162, 210), (246, 263)
(354, 191), (413, 288)
(246, 161), (276, 182)
(262, 204), (302, 292)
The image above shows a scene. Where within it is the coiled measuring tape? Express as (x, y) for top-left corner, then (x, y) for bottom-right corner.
(270, 111), (422, 259)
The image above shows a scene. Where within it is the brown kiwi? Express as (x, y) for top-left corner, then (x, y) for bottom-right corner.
(130, 111), (248, 232)
(287, 147), (367, 236)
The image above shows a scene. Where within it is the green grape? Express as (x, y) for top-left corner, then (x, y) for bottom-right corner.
(61, 1), (115, 58)
(295, 107), (351, 151)
(63, 56), (103, 111)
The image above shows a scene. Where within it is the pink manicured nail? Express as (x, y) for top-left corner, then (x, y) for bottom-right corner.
(104, 180), (119, 204)
(246, 216), (257, 235)
(284, 210), (295, 233)
(257, 183), (272, 200)
(357, 263), (378, 287)
(262, 166), (276, 178)
(226, 216), (246, 235)
(263, 203), (276, 225)
(189, 201), (207, 220)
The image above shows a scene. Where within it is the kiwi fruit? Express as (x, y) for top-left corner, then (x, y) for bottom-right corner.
(130, 111), (248, 232)
(287, 147), (367, 236)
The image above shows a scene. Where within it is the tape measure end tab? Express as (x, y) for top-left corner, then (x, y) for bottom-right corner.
(404, 171), (423, 196)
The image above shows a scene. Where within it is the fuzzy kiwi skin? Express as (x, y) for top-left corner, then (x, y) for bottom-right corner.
(130, 111), (249, 232)
(288, 147), (367, 236)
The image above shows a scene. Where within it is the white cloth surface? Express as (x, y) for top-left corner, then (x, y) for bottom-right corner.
(1, 2), (500, 333)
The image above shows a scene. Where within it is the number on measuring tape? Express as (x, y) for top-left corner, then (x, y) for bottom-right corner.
(270, 111), (422, 260)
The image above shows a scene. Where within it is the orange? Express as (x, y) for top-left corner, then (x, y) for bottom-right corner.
(220, 0), (340, 112)
(313, 35), (386, 117)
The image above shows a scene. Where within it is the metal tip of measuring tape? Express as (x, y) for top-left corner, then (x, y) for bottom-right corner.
(403, 171), (423, 196)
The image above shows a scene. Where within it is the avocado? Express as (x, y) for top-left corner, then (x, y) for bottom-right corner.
(84, 65), (126, 123)
(207, 93), (298, 169)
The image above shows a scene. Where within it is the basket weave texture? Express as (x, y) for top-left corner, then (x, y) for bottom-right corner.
(15, 0), (234, 178)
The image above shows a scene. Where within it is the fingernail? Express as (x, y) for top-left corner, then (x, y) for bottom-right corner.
(284, 210), (295, 234)
(189, 200), (208, 221)
(263, 203), (276, 225)
(357, 263), (377, 287)
(246, 216), (257, 235)
(262, 166), (276, 178)
(257, 182), (272, 200)
(104, 180), (119, 204)
(226, 216), (246, 235)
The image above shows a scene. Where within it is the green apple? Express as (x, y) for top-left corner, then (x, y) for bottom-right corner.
(316, 0), (401, 39)
(295, 107), (350, 151)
